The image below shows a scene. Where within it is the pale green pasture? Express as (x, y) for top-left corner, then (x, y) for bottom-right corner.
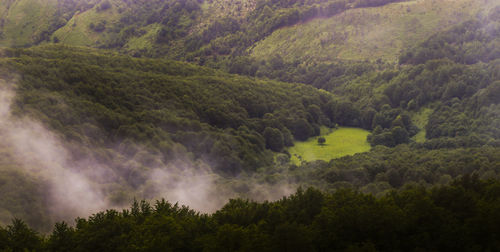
(288, 127), (370, 164)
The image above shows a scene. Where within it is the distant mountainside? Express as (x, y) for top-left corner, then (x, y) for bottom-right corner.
(2, 0), (490, 65)
(250, 0), (496, 63)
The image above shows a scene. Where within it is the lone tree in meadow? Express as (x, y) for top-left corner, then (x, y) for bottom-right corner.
(317, 137), (326, 145)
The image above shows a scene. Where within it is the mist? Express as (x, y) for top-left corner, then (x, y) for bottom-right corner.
(0, 83), (108, 220)
(0, 81), (298, 224)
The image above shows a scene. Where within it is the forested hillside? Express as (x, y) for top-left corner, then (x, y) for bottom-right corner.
(237, 7), (500, 149)
(0, 44), (355, 229)
(1, 0), (500, 250)
(3, 45), (345, 173)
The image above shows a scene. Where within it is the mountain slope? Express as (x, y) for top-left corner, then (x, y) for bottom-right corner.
(0, 0), (57, 46)
(0, 0), (461, 62)
(250, 0), (490, 64)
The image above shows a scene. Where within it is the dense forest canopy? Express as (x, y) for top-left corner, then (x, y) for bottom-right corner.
(3, 176), (500, 251)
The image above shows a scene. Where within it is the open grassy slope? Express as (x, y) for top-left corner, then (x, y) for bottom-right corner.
(52, 2), (120, 46)
(250, 0), (490, 63)
(0, 0), (57, 46)
(288, 127), (371, 164)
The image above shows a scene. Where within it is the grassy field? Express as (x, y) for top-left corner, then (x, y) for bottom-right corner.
(411, 107), (433, 143)
(288, 127), (371, 164)
(250, 0), (485, 64)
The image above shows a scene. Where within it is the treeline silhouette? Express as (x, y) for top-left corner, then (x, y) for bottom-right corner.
(2, 175), (500, 251)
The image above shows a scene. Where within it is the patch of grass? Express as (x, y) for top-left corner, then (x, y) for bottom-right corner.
(411, 107), (433, 143)
(288, 127), (371, 164)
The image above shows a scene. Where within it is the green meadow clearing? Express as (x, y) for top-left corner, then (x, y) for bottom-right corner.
(288, 127), (371, 164)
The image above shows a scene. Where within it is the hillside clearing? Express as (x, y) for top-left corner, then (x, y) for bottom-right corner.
(288, 127), (371, 164)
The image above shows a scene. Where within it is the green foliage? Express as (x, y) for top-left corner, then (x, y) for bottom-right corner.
(400, 11), (500, 65)
(46, 222), (75, 252)
(263, 127), (284, 152)
(367, 107), (417, 147)
(5, 176), (500, 251)
(2, 45), (339, 175)
(1, 219), (42, 251)
(293, 145), (500, 193)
